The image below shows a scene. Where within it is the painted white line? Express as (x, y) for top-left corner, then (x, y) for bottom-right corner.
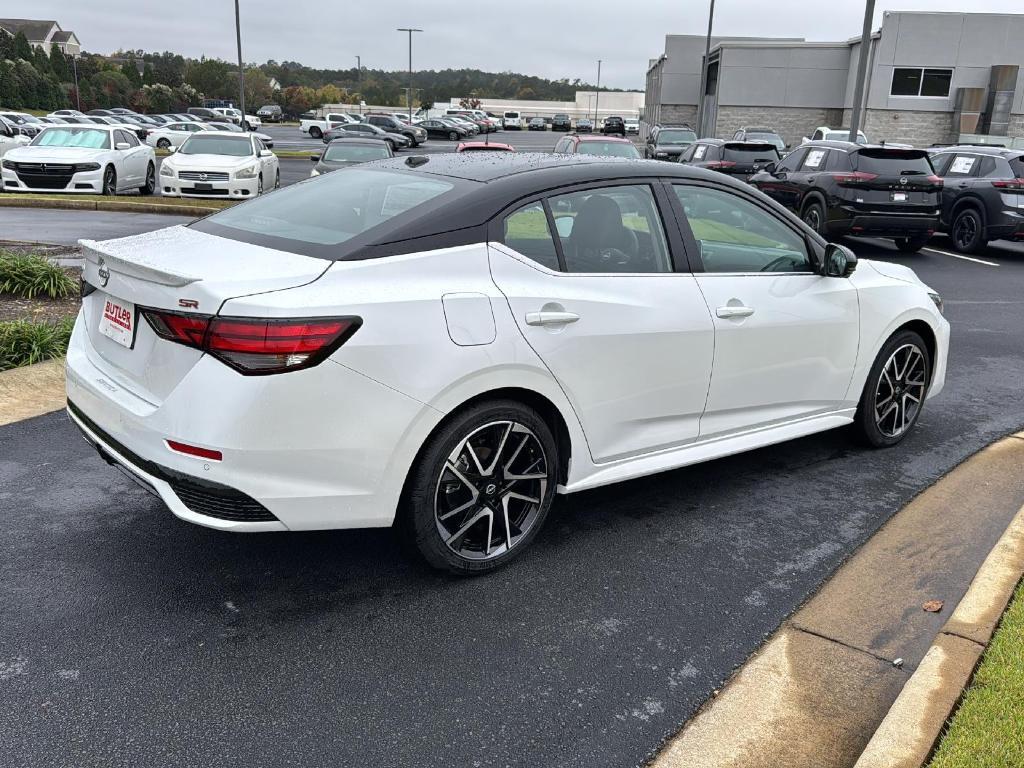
(922, 247), (1000, 267)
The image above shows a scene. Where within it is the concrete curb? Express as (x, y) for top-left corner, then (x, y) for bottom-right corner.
(0, 358), (66, 426)
(853, 485), (1024, 768)
(0, 196), (220, 217)
(650, 432), (1024, 768)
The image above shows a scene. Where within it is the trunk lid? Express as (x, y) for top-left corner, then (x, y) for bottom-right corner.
(718, 142), (781, 180)
(79, 225), (330, 404)
(847, 148), (942, 210)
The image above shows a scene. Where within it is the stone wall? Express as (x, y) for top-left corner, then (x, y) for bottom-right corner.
(714, 106), (844, 148)
(1008, 113), (1024, 139)
(658, 104), (698, 127)
(841, 108), (956, 146)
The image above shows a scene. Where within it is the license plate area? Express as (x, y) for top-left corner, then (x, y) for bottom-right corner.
(890, 191), (908, 202)
(193, 183), (213, 191)
(98, 296), (137, 348)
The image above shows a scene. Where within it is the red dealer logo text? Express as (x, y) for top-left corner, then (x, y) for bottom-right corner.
(103, 301), (132, 331)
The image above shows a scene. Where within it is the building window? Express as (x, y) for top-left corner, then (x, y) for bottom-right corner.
(890, 68), (953, 98)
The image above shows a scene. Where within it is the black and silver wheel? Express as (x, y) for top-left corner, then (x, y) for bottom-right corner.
(156, 138), (171, 149)
(449, 131), (458, 141)
(802, 201), (825, 234)
(951, 207), (986, 254)
(101, 166), (116, 196)
(895, 235), (930, 253)
(399, 400), (558, 574)
(854, 331), (931, 447)
(139, 163), (155, 195)
(309, 126), (322, 139)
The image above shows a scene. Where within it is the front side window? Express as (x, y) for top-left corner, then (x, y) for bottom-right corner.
(777, 148), (807, 172)
(891, 67), (952, 98)
(548, 185), (671, 274)
(673, 185), (811, 273)
(943, 154), (981, 177)
(693, 144), (708, 161)
(501, 202), (560, 271)
(800, 148), (828, 171)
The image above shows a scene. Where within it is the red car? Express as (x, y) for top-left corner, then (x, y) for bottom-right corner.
(456, 141), (515, 152)
(552, 133), (641, 159)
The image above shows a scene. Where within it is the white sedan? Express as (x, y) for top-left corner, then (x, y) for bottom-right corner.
(0, 116), (30, 156)
(1, 124), (155, 195)
(159, 132), (279, 198)
(146, 121), (214, 149)
(66, 154), (948, 574)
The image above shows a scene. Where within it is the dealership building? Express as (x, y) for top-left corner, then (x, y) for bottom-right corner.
(644, 11), (1024, 147)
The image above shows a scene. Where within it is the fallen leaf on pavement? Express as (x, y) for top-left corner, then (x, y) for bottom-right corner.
(923, 600), (944, 613)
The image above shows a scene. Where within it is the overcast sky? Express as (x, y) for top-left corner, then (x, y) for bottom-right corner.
(28, 1), (1024, 89)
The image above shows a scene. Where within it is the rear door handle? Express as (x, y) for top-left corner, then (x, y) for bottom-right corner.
(716, 306), (755, 319)
(525, 311), (580, 326)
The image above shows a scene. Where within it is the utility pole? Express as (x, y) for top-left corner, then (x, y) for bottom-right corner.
(696, 0), (716, 137)
(594, 60), (602, 123)
(396, 28), (422, 122)
(72, 55), (80, 111)
(234, 0), (246, 124)
(355, 55), (361, 113)
(848, 0), (876, 142)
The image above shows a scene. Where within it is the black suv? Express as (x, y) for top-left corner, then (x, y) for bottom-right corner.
(928, 145), (1024, 253)
(644, 125), (697, 161)
(552, 113), (572, 131)
(731, 126), (787, 154)
(601, 116), (626, 136)
(679, 139), (781, 182)
(363, 114), (426, 147)
(750, 140), (942, 252)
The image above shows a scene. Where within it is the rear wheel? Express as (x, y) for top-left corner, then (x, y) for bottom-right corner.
(895, 235), (930, 253)
(156, 138), (171, 149)
(449, 131), (458, 141)
(398, 400), (559, 575)
(309, 126), (322, 139)
(951, 207), (987, 254)
(853, 330), (931, 448)
(801, 200), (825, 234)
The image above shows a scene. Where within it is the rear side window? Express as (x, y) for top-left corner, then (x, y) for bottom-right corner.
(854, 149), (933, 176)
(502, 202), (560, 271)
(1010, 156), (1024, 178)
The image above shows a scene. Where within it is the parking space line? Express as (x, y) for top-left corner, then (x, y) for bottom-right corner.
(922, 247), (1000, 267)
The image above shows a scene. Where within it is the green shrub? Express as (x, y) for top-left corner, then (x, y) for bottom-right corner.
(0, 317), (75, 371)
(0, 251), (78, 299)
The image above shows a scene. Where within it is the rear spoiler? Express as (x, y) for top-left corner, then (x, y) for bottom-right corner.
(80, 238), (201, 287)
(723, 142), (778, 152)
(857, 147), (930, 159)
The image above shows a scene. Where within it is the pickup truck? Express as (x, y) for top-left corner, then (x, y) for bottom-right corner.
(299, 112), (356, 139)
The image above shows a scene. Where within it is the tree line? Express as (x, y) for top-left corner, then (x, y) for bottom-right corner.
(1, 33), (628, 116)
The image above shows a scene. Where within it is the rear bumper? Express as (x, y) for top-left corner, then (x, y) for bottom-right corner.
(829, 209), (939, 238)
(985, 208), (1024, 240)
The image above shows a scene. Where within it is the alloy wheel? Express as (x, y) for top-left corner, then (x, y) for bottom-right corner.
(803, 205), (822, 233)
(954, 211), (978, 251)
(434, 420), (549, 561)
(873, 343), (927, 439)
(103, 167), (116, 196)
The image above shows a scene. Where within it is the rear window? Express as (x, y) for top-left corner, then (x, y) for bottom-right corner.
(196, 168), (456, 254)
(504, 112), (520, 118)
(723, 144), (780, 163)
(854, 149), (933, 176)
(656, 129), (696, 145)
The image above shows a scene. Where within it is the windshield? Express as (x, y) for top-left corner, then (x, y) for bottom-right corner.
(657, 129), (696, 145)
(854, 149), (933, 176)
(323, 144), (391, 162)
(31, 127), (111, 149)
(723, 145), (781, 163)
(201, 169), (455, 248)
(577, 141), (641, 159)
(178, 136), (253, 156)
(745, 132), (785, 148)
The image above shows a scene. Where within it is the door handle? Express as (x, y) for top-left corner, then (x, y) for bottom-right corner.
(716, 305), (755, 319)
(525, 311), (580, 326)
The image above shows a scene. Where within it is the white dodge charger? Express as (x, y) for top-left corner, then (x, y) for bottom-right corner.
(1, 124), (156, 195)
(159, 132), (279, 199)
(66, 153), (949, 574)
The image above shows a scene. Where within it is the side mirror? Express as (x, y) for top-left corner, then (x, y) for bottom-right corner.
(311, 154), (321, 162)
(822, 243), (857, 278)
(115, 142), (130, 150)
(259, 148), (273, 157)
(167, 145), (177, 154)
(763, 162), (777, 175)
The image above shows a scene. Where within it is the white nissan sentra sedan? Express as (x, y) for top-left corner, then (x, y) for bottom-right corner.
(1, 124), (156, 195)
(66, 153), (949, 574)
(159, 132), (279, 199)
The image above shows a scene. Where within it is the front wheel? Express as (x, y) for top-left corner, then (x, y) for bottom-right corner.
(449, 131), (458, 141)
(895, 235), (930, 253)
(853, 330), (931, 448)
(101, 166), (116, 196)
(256, 174), (263, 196)
(951, 208), (987, 254)
(274, 169), (280, 189)
(398, 400), (559, 575)
(139, 163), (155, 195)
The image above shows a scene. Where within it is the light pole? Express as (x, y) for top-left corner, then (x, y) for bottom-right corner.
(848, 0), (876, 142)
(234, 0), (246, 124)
(696, 0), (716, 137)
(594, 60), (602, 123)
(397, 28), (422, 122)
(355, 55), (362, 113)
(72, 54), (80, 111)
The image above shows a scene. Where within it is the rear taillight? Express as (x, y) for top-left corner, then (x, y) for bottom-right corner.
(925, 175), (943, 187)
(832, 171), (878, 186)
(991, 178), (1024, 190)
(704, 161), (736, 170)
(141, 309), (361, 375)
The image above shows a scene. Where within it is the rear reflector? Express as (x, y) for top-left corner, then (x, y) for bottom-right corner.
(166, 440), (223, 461)
(141, 309), (361, 375)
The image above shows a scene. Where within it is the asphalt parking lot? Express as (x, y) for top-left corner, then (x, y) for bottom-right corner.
(2, 227), (1023, 766)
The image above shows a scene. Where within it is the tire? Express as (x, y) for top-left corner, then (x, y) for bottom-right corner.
(309, 126), (322, 139)
(951, 207), (987, 254)
(397, 399), (559, 575)
(274, 169), (280, 189)
(156, 138), (171, 149)
(801, 200), (825, 234)
(449, 131), (458, 141)
(256, 174), (263, 196)
(101, 166), (116, 196)
(139, 163), (155, 196)
(853, 330), (931, 448)
(895, 235), (931, 253)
